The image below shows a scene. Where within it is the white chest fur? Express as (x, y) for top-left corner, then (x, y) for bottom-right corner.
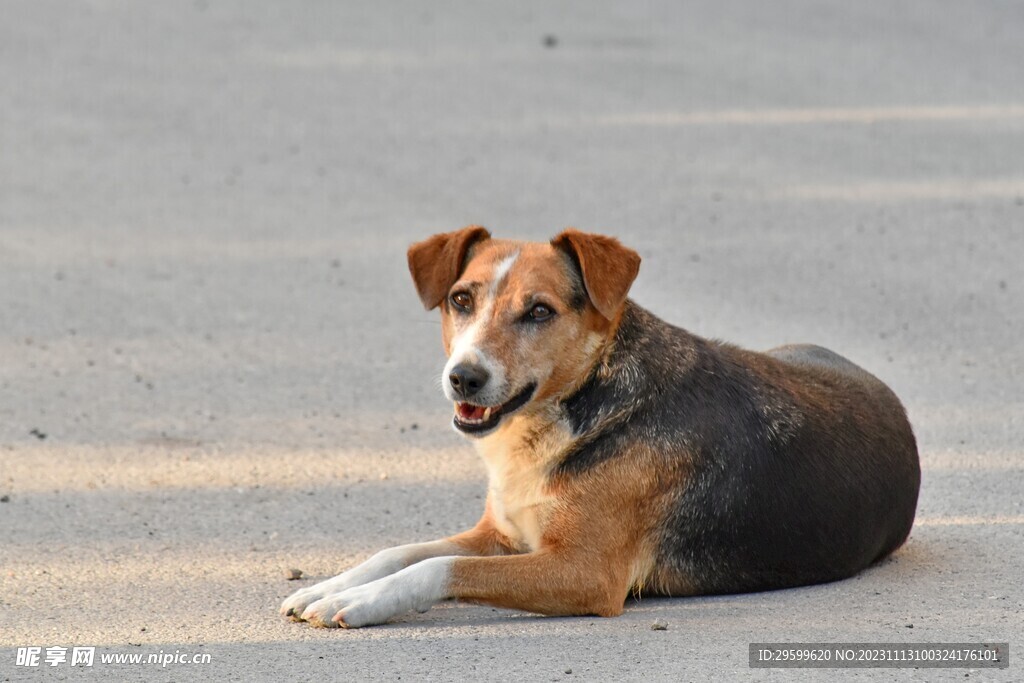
(474, 417), (572, 551)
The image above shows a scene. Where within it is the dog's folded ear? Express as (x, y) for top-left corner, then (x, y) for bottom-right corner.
(551, 229), (641, 321)
(407, 226), (492, 310)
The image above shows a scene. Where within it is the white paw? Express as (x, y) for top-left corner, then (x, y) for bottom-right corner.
(280, 557), (395, 618)
(281, 571), (369, 618)
(300, 557), (453, 628)
(280, 584), (330, 620)
(300, 583), (389, 628)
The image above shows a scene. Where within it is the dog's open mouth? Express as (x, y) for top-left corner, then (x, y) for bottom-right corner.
(453, 383), (537, 434)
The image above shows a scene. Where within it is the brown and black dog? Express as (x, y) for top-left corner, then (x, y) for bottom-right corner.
(281, 227), (920, 628)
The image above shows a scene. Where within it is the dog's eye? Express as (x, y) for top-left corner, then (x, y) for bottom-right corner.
(450, 291), (473, 312)
(527, 304), (554, 322)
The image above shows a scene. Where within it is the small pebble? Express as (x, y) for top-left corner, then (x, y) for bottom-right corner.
(905, 623), (914, 628)
(285, 568), (304, 580)
(564, 668), (572, 674)
(543, 34), (558, 48)
(0, 495), (9, 503)
(650, 619), (668, 631)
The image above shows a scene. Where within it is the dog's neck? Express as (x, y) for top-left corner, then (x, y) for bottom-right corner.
(470, 402), (575, 551)
(472, 400), (574, 467)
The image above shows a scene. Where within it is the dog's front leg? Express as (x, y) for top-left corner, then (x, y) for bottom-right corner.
(281, 522), (512, 622)
(308, 548), (632, 628)
(280, 539), (460, 621)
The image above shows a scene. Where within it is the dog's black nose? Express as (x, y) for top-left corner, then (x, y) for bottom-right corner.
(449, 364), (490, 399)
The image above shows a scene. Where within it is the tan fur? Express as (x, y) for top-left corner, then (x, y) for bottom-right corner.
(473, 411), (573, 552)
(551, 228), (641, 321)
(408, 225), (491, 310)
(449, 442), (667, 616)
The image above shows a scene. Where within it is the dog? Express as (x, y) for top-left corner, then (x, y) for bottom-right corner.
(281, 227), (920, 628)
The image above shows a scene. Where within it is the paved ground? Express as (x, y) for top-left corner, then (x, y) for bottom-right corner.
(1, 1), (1022, 680)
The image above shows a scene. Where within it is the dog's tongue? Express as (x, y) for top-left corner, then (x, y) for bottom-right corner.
(457, 402), (486, 420)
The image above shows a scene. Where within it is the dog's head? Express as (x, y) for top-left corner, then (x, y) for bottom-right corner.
(408, 226), (640, 437)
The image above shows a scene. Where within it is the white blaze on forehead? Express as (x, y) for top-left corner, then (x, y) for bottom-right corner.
(489, 251), (519, 297)
(442, 251), (518, 401)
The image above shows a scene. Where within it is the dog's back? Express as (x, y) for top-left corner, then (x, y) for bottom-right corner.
(560, 302), (920, 596)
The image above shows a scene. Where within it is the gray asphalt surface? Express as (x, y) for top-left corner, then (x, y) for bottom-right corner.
(1, 1), (1022, 680)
